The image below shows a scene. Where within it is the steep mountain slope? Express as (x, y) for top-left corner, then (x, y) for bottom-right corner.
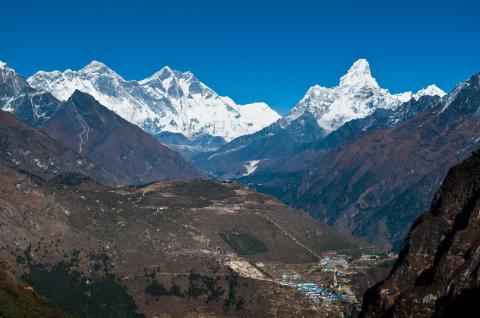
(0, 109), (114, 184)
(0, 258), (69, 318)
(0, 60), (61, 127)
(27, 61), (280, 151)
(361, 150), (480, 318)
(0, 162), (366, 317)
(247, 72), (480, 252)
(195, 59), (444, 179)
(316, 93), (444, 149)
(41, 90), (203, 185)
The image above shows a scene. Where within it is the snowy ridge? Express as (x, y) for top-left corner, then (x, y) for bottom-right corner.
(412, 84), (446, 100)
(28, 61), (280, 141)
(282, 59), (446, 133)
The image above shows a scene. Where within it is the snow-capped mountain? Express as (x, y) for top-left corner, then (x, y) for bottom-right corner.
(28, 61), (280, 142)
(282, 59), (446, 133)
(194, 58), (446, 178)
(0, 60), (61, 127)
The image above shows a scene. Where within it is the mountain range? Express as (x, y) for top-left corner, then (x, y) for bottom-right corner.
(194, 59), (445, 178)
(1, 57), (460, 249)
(0, 58), (379, 316)
(2, 55), (480, 317)
(27, 61), (280, 157)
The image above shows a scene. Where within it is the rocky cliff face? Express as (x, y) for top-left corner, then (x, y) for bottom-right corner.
(0, 61), (61, 127)
(360, 150), (480, 317)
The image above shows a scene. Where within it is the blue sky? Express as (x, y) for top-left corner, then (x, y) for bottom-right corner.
(1, 0), (479, 114)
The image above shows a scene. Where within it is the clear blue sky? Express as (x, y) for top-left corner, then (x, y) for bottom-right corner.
(1, 0), (479, 114)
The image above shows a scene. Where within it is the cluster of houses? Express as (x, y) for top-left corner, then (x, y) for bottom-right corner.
(279, 253), (366, 306)
(277, 252), (397, 308)
(281, 273), (347, 305)
(293, 282), (347, 304)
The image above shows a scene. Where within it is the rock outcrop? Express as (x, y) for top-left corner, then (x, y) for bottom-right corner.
(361, 150), (480, 317)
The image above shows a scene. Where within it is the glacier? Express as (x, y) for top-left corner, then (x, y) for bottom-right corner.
(28, 61), (280, 142)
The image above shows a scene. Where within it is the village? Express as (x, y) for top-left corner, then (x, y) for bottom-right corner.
(259, 252), (397, 314)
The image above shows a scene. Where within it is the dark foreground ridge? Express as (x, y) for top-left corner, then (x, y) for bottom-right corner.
(361, 150), (480, 317)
